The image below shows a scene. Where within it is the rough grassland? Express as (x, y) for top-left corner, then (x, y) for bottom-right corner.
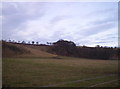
(2, 42), (57, 58)
(3, 57), (118, 87)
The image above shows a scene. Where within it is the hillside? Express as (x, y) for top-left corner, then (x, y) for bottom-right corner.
(50, 40), (118, 60)
(2, 40), (118, 60)
(2, 41), (57, 58)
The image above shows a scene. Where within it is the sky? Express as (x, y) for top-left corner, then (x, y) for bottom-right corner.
(2, 2), (118, 47)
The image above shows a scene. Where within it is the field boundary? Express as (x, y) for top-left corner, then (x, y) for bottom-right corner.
(89, 79), (119, 87)
(42, 74), (117, 87)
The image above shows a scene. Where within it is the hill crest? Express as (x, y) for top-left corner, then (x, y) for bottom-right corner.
(2, 41), (57, 58)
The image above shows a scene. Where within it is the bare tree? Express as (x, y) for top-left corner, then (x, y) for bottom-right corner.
(32, 41), (34, 44)
(36, 42), (39, 45)
(22, 41), (26, 44)
(18, 41), (20, 43)
(28, 41), (31, 44)
(47, 42), (49, 45)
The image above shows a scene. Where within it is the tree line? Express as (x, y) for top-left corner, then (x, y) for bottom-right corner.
(49, 40), (118, 60)
(2, 39), (119, 60)
(2, 39), (52, 45)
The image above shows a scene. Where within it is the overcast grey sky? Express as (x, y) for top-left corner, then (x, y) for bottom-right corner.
(2, 2), (118, 47)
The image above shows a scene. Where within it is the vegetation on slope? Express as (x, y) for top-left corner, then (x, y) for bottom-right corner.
(2, 40), (118, 60)
(2, 41), (56, 58)
(50, 40), (118, 60)
(2, 41), (31, 57)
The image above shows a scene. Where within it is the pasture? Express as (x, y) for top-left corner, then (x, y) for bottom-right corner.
(3, 56), (118, 87)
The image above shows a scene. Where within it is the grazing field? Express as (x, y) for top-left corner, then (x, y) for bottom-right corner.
(3, 56), (118, 87)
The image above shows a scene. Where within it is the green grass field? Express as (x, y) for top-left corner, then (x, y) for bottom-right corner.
(2, 56), (118, 87)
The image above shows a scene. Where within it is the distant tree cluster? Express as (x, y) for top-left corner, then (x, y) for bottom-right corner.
(2, 39), (49, 46)
(76, 46), (118, 60)
(51, 40), (77, 56)
(6, 40), (40, 45)
(50, 40), (118, 60)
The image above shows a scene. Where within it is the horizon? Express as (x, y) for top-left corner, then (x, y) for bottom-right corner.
(1, 39), (119, 48)
(2, 2), (118, 47)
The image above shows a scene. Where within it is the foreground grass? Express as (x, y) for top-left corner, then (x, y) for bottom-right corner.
(2, 56), (118, 87)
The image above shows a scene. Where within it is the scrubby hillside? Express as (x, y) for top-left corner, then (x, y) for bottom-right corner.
(50, 40), (118, 60)
(2, 41), (30, 57)
(2, 40), (118, 60)
(2, 41), (57, 58)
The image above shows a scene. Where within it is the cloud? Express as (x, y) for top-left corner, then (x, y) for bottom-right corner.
(2, 2), (118, 47)
(81, 22), (116, 36)
(50, 15), (71, 24)
(2, 2), (46, 39)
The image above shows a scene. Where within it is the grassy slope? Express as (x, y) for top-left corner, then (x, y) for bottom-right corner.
(2, 42), (118, 87)
(2, 42), (56, 58)
(3, 57), (118, 87)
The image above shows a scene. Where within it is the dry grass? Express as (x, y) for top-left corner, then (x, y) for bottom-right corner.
(2, 57), (118, 87)
(3, 42), (57, 58)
